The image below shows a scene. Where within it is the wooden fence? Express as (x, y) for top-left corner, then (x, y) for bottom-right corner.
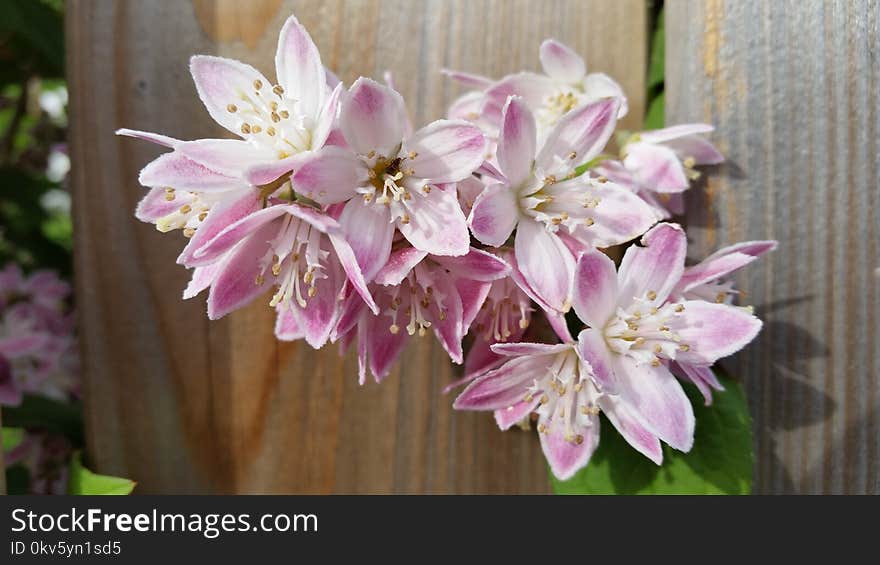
(64, 0), (877, 493)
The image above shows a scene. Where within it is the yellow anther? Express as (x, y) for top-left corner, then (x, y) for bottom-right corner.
(226, 104), (237, 113)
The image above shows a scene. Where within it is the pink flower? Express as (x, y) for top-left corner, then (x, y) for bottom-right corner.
(0, 265), (79, 407)
(185, 203), (376, 348)
(468, 95), (657, 312)
(117, 14), (342, 265)
(455, 223), (764, 479)
(594, 124), (724, 217)
(668, 239), (777, 404)
(333, 245), (509, 384)
(293, 78), (487, 281)
(445, 39), (627, 147)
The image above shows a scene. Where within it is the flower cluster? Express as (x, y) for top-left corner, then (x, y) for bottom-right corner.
(1, 264), (79, 494)
(0, 263), (79, 406)
(119, 14), (775, 479)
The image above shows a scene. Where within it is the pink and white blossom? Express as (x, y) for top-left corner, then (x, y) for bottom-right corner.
(468, 95), (657, 312)
(333, 245), (509, 384)
(455, 223), (764, 479)
(294, 78), (487, 281)
(594, 124), (724, 217)
(186, 203), (377, 348)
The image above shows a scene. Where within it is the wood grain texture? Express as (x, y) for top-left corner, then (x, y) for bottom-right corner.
(666, 0), (879, 493)
(67, 0), (646, 493)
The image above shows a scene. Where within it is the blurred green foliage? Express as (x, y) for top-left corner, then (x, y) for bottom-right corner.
(0, 0), (71, 276)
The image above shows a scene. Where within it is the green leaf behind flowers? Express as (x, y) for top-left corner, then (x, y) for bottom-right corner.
(551, 374), (753, 494)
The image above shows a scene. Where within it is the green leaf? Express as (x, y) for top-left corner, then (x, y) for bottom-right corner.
(551, 374), (753, 494)
(2, 394), (84, 447)
(643, 92), (665, 130)
(647, 9), (665, 91)
(2, 426), (25, 451)
(0, 0), (65, 80)
(68, 452), (136, 495)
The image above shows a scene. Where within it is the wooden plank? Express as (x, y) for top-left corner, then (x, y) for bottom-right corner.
(68, 0), (647, 493)
(666, 0), (879, 494)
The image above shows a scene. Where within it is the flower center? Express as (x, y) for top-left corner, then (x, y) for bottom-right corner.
(535, 87), (583, 130)
(520, 174), (605, 234)
(256, 215), (329, 309)
(603, 291), (691, 366)
(155, 188), (215, 237)
(523, 349), (599, 444)
(358, 149), (430, 225)
(474, 278), (532, 342)
(224, 79), (312, 155)
(382, 263), (449, 337)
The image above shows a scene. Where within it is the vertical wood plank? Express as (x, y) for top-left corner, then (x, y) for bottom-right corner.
(666, 0), (879, 494)
(68, 0), (646, 493)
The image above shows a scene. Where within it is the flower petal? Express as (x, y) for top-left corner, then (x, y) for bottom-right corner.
(571, 181), (658, 249)
(638, 124), (715, 144)
(678, 240), (777, 294)
(539, 39), (586, 83)
(311, 82), (344, 150)
(454, 354), (552, 411)
(115, 128), (180, 148)
(582, 73), (628, 117)
(617, 222), (687, 308)
(178, 139), (274, 178)
(539, 415), (599, 480)
(339, 198), (395, 282)
(139, 152), (246, 192)
(441, 68), (493, 89)
(405, 120), (486, 183)
(178, 190), (261, 267)
(135, 187), (184, 222)
(468, 182), (519, 247)
(397, 184), (470, 256)
(432, 247), (510, 281)
(242, 152), (313, 187)
(189, 55), (273, 136)
(183, 263), (222, 300)
(490, 342), (570, 357)
(373, 246), (427, 286)
(494, 396), (542, 430)
(192, 205), (290, 265)
(486, 72), (556, 109)
(572, 250), (618, 328)
(514, 221), (575, 313)
(456, 279), (491, 335)
(598, 395), (663, 464)
(288, 266), (340, 349)
(340, 77), (407, 156)
(290, 145), (362, 206)
(623, 142), (689, 193)
(611, 354), (695, 452)
(671, 301), (763, 365)
(576, 328), (617, 393)
(365, 304), (408, 382)
(275, 14), (327, 119)
(496, 96), (536, 187)
(536, 98), (619, 172)
(328, 233), (379, 314)
(671, 361), (724, 406)
(430, 276), (465, 363)
(274, 304), (305, 341)
(206, 224), (274, 319)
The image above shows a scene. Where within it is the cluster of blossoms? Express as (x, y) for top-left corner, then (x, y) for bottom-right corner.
(119, 14), (775, 479)
(1, 264), (80, 493)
